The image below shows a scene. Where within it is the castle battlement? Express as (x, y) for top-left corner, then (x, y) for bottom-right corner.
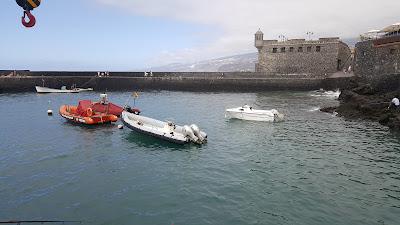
(265, 37), (341, 45)
(254, 30), (351, 77)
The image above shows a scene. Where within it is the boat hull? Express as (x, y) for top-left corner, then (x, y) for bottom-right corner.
(122, 111), (189, 144)
(75, 88), (93, 92)
(225, 110), (275, 121)
(35, 86), (93, 93)
(225, 106), (284, 122)
(59, 105), (118, 125)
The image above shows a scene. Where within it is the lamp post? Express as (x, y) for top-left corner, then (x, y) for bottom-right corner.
(306, 31), (314, 40)
(278, 34), (287, 42)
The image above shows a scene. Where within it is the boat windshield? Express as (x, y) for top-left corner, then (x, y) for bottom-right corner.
(242, 105), (253, 110)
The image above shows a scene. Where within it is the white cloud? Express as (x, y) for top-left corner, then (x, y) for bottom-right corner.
(95, 0), (400, 66)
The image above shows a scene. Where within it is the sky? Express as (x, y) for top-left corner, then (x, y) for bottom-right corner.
(1, 0), (399, 71)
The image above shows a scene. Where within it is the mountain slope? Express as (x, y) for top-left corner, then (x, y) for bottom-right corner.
(151, 53), (257, 72)
(149, 38), (357, 72)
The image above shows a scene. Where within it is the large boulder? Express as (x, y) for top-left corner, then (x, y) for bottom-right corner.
(320, 106), (337, 113)
(386, 114), (400, 130)
(352, 84), (375, 95)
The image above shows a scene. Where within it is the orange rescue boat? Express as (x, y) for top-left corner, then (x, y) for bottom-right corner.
(59, 100), (118, 125)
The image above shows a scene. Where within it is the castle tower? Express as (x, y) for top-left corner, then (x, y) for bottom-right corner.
(255, 29), (264, 49)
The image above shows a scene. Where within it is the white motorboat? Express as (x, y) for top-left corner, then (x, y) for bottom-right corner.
(35, 86), (93, 93)
(121, 111), (207, 145)
(225, 105), (284, 122)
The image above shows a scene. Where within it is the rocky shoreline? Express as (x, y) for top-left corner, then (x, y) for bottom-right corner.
(321, 77), (400, 130)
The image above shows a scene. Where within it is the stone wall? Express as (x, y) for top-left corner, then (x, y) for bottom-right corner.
(0, 75), (352, 93)
(353, 40), (400, 79)
(0, 71), (319, 78)
(368, 74), (400, 93)
(0, 70), (30, 76)
(338, 42), (353, 71)
(256, 38), (351, 77)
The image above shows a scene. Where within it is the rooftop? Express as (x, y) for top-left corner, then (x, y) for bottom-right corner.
(255, 29), (264, 35)
(360, 22), (400, 41)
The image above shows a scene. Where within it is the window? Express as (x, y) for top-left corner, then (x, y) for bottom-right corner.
(272, 48), (277, 53)
(289, 47), (294, 52)
(281, 47), (286, 53)
(390, 49), (396, 54)
(307, 46), (312, 52)
(298, 47), (303, 52)
(316, 46), (321, 52)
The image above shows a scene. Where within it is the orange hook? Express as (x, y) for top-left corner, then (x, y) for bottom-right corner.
(22, 10), (36, 28)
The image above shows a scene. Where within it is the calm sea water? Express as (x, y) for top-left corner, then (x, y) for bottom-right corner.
(0, 91), (399, 225)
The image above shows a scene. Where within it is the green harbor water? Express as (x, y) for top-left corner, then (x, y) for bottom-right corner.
(0, 91), (399, 225)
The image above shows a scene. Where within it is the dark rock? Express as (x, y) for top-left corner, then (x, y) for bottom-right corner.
(320, 107), (337, 113)
(379, 114), (390, 125)
(386, 115), (400, 130)
(338, 90), (357, 102)
(352, 84), (375, 95)
(327, 79), (400, 130)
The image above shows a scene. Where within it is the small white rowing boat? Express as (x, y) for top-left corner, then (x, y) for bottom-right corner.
(225, 105), (284, 122)
(122, 111), (207, 144)
(35, 86), (93, 93)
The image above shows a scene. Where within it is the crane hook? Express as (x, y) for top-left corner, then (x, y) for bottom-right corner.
(22, 10), (36, 28)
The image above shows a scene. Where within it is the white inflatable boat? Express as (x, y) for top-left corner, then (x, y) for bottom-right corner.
(121, 111), (207, 145)
(35, 86), (93, 93)
(225, 105), (284, 122)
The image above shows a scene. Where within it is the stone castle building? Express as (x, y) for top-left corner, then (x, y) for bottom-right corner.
(254, 29), (351, 77)
(353, 23), (400, 79)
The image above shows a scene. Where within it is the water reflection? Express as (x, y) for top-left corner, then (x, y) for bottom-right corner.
(61, 120), (116, 130)
(124, 131), (196, 151)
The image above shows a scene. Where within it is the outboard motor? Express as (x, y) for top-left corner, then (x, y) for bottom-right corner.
(271, 109), (284, 122)
(183, 125), (198, 143)
(125, 106), (141, 115)
(200, 131), (208, 139)
(100, 93), (108, 104)
(190, 124), (206, 143)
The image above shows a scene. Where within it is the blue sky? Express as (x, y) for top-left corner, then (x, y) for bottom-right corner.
(0, 0), (219, 70)
(1, 0), (399, 71)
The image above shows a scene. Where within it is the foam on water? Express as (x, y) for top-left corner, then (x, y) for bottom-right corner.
(308, 106), (321, 112)
(309, 89), (341, 99)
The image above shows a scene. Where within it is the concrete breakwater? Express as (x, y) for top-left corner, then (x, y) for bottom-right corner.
(0, 71), (352, 93)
